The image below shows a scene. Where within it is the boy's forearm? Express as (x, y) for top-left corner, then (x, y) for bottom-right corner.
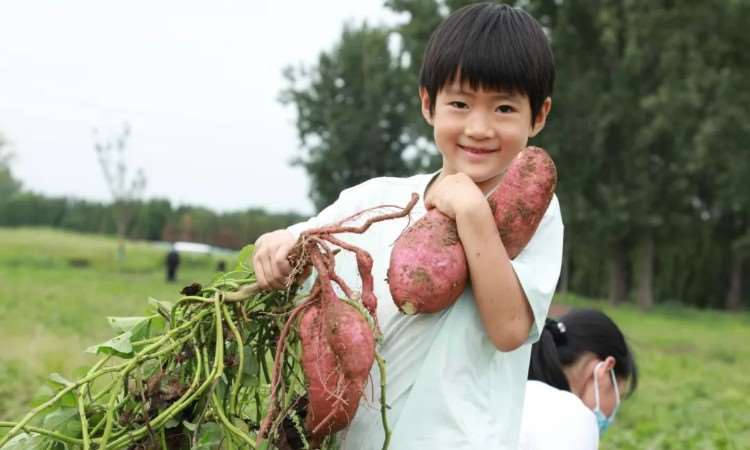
(455, 203), (534, 352)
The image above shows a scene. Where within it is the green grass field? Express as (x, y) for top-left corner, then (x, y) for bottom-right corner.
(0, 227), (748, 449)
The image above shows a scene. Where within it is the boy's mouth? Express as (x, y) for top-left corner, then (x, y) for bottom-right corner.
(459, 144), (497, 155)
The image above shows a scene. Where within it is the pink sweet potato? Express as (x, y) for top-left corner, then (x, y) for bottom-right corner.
(299, 286), (375, 443)
(388, 146), (556, 314)
(386, 210), (468, 314)
(489, 146), (557, 259)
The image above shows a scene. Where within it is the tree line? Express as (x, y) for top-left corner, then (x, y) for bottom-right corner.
(282, 0), (749, 309)
(0, 148), (303, 250)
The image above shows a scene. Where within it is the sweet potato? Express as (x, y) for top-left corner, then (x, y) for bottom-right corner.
(300, 285), (375, 443)
(386, 210), (468, 314)
(388, 146), (556, 314)
(489, 146), (557, 259)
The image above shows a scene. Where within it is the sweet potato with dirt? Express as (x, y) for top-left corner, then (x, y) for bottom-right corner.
(388, 146), (556, 314)
(489, 146), (557, 258)
(386, 210), (468, 314)
(299, 285), (375, 444)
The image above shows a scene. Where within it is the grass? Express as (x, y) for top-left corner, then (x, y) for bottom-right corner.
(0, 227), (234, 423)
(557, 295), (750, 450)
(0, 227), (748, 449)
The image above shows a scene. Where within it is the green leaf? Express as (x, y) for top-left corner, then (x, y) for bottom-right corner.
(132, 316), (166, 341)
(241, 346), (260, 387)
(44, 374), (77, 408)
(1, 432), (49, 450)
(72, 365), (93, 380)
(192, 422), (223, 450)
(107, 316), (148, 333)
(31, 385), (55, 407)
(85, 331), (134, 358)
(165, 418), (180, 429)
(42, 407), (78, 432)
(235, 244), (254, 271)
(48, 373), (74, 387)
(182, 420), (198, 432)
(107, 315), (166, 342)
(148, 297), (173, 315)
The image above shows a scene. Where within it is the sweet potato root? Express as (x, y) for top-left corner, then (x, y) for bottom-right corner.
(489, 146), (557, 258)
(386, 210), (468, 314)
(300, 292), (375, 443)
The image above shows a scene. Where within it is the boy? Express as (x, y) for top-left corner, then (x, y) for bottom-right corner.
(254, 3), (563, 449)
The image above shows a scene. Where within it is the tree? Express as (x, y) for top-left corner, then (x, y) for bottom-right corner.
(281, 23), (427, 211)
(0, 133), (22, 202)
(93, 122), (147, 260)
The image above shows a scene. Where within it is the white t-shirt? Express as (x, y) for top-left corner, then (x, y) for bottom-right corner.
(287, 173), (564, 450)
(519, 380), (599, 450)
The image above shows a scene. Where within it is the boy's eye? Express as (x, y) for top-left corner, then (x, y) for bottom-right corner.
(448, 101), (469, 109)
(497, 105), (515, 113)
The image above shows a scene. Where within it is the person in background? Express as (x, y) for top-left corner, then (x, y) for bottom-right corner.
(519, 308), (639, 449)
(165, 244), (180, 282)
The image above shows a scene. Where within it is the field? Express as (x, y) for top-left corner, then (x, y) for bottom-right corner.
(0, 227), (748, 449)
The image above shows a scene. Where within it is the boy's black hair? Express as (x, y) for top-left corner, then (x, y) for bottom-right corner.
(419, 2), (555, 125)
(528, 309), (639, 397)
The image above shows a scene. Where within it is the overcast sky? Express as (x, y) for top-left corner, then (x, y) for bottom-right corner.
(0, 1), (405, 215)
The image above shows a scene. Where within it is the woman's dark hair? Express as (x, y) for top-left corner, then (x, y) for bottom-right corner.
(418, 2), (555, 124)
(529, 309), (639, 397)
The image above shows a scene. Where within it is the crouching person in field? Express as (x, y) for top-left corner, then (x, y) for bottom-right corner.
(520, 309), (639, 449)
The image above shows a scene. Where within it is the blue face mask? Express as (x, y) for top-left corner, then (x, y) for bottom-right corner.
(592, 361), (620, 435)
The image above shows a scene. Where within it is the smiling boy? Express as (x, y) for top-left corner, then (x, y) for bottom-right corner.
(253, 3), (563, 449)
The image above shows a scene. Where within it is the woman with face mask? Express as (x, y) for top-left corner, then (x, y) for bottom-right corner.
(519, 309), (638, 449)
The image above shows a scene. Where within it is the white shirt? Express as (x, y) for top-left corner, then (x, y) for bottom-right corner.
(519, 380), (599, 450)
(287, 173), (564, 450)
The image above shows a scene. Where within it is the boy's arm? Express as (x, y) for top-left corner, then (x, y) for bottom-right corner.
(426, 173), (538, 352)
(457, 200), (532, 352)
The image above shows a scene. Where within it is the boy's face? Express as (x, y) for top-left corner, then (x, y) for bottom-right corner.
(420, 78), (551, 193)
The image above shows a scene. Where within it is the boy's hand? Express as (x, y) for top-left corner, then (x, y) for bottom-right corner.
(424, 173), (486, 220)
(253, 229), (297, 290)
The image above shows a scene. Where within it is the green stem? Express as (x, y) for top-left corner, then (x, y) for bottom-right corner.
(76, 390), (91, 450)
(98, 312), (208, 448)
(159, 426), (168, 449)
(223, 282), (261, 302)
(0, 355), (130, 447)
(222, 303), (245, 414)
(105, 341), (207, 449)
(375, 352), (391, 450)
(0, 422), (84, 445)
(211, 392), (256, 448)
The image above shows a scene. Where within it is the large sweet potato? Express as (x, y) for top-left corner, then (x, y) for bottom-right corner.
(489, 146), (557, 258)
(386, 210), (468, 314)
(299, 287), (375, 444)
(388, 146), (556, 314)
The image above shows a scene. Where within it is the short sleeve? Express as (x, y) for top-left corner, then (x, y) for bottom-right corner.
(510, 195), (564, 345)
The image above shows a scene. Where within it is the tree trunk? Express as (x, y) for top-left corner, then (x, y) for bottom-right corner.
(635, 232), (655, 309)
(558, 245), (570, 294)
(725, 251), (744, 310)
(116, 215), (127, 261)
(608, 240), (627, 305)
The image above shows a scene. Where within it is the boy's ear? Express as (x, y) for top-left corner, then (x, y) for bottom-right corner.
(419, 87), (434, 126)
(529, 97), (552, 137)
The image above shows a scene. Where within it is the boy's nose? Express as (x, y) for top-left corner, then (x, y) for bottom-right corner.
(464, 112), (494, 139)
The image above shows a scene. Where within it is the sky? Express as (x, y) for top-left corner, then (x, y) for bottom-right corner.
(0, 1), (404, 216)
